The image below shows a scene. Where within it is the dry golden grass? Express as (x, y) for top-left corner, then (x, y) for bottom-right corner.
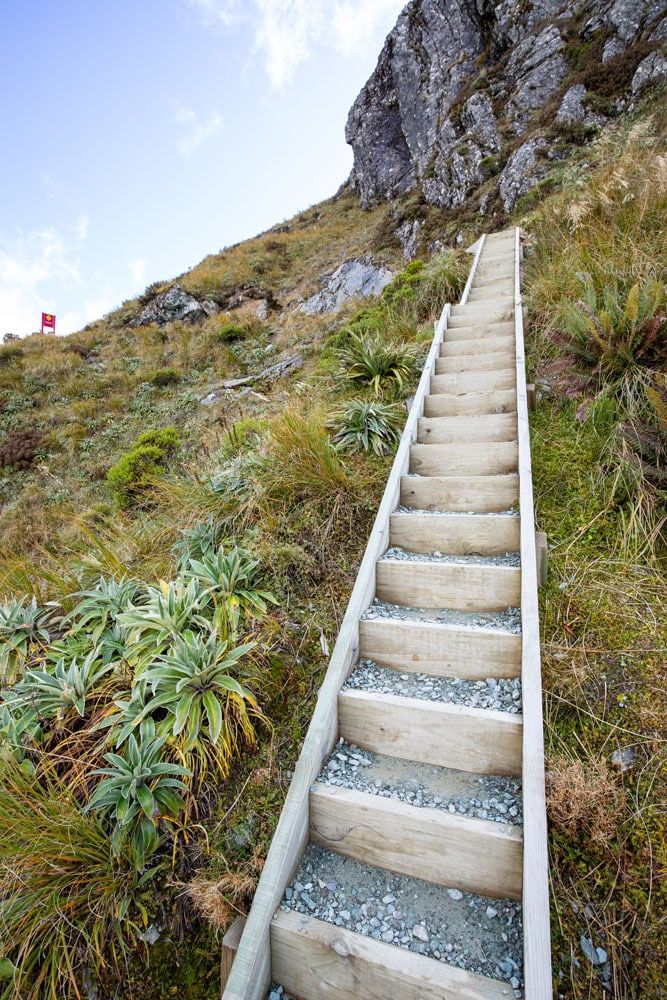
(547, 753), (627, 845)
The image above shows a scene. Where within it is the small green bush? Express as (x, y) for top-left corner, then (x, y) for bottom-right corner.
(382, 260), (425, 309)
(135, 427), (180, 453)
(560, 278), (666, 383)
(106, 427), (180, 508)
(331, 400), (405, 456)
(147, 367), (180, 387)
(337, 332), (420, 396)
(215, 322), (247, 344)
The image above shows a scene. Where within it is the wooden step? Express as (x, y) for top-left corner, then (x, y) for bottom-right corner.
(417, 413), (517, 445)
(400, 473), (519, 511)
(424, 389), (517, 417)
(448, 309), (513, 328)
(410, 441), (518, 476)
(376, 558), (520, 611)
(440, 335), (515, 357)
(338, 689), (522, 775)
(390, 510), (520, 554)
(359, 617), (521, 678)
(466, 290), (514, 305)
(310, 785), (523, 900)
(435, 352), (515, 375)
(431, 371), (515, 395)
(444, 321), (515, 342)
(271, 911), (511, 1000)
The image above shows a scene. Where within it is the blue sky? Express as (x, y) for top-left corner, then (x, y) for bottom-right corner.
(0, 0), (405, 337)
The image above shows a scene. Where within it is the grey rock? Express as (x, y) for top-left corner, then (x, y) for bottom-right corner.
(631, 51), (667, 94)
(412, 923), (429, 942)
(610, 746), (636, 771)
(396, 219), (422, 260)
(131, 284), (213, 327)
(498, 138), (547, 212)
(555, 85), (588, 124)
(300, 258), (393, 315)
(345, 0), (667, 213)
(504, 25), (569, 125)
(580, 935), (607, 966)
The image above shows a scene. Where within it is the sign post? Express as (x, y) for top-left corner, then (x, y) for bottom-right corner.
(41, 312), (56, 335)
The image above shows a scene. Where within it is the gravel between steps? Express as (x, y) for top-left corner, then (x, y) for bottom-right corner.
(281, 846), (523, 995)
(318, 738), (523, 825)
(362, 598), (522, 632)
(381, 546), (521, 567)
(343, 659), (522, 713)
(394, 506), (518, 516)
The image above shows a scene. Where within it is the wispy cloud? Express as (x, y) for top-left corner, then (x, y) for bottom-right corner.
(74, 213), (90, 241)
(0, 226), (82, 337)
(172, 101), (224, 155)
(189, 0), (404, 89)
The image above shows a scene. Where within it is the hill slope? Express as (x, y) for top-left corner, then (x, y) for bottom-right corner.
(0, 1), (665, 997)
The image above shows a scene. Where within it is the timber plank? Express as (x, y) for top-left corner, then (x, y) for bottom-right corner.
(376, 558), (521, 611)
(400, 473), (519, 511)
(440, 335), (515, 356)
(310, 784), (523, 900)
(424, 389), (517, 417)
(435, 351), (515, 375)
(431, 370), (515, 395)
(417, 413), (517, 443)
(338, 689), (523, 776)
(444, 321), (515, 342)
(390, 510), (520, 555)
(359, 616), (521, 678)
(410, 440), (518, 476)
(271, 911), (511, 1000)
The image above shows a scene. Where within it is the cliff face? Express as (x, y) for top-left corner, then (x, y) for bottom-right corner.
(346, 0), (667, 212)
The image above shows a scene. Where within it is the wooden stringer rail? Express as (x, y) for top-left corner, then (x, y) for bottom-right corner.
(222, 228), (551, 1000)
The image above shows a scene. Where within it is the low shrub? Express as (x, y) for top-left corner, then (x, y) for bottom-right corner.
(559, 277), (666, 383)
(382, 260), (425, 309)
(331, 400), (405, 456)
(215, 322), (247, 344)
(0, 758), (141, 997)
(107, 427), (180, 508)
(147, 367), (180, 387)
(337, 331), (420, 396)
(0, 429), (45, 470)
(261, 408), (353, 514)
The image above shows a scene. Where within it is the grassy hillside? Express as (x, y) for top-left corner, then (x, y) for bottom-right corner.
(0, 93), (665, 999)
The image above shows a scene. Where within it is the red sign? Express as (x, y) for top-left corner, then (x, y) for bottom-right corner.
(41, 312), (56, 335)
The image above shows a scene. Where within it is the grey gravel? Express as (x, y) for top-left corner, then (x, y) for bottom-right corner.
(317, 739), (523, 825)
(281, 845), (523, 990)
(394, 506), (518, 516)
(381, 546), (521, 567)
(362, 598), (522, 633)
(343, 659), (522, 714)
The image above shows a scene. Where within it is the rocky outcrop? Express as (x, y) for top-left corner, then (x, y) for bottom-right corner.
(300, 258), (393, 315)
(131, 284), (219, 327)
(346, 0), (666, 213)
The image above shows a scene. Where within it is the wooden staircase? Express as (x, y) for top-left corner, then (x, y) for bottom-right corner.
(222, 229), (551, 1000)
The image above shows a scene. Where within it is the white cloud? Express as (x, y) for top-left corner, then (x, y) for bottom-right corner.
(130, 258), (148, 286)
(172, 101), (224, 155)
(189, 0), (404, 89)
(74, 213), (90, 241)
(0, 227), (82, 337)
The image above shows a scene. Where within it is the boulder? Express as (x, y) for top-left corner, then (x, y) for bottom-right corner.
(300, 258), (393, 315)
(131, 284), (217, 326)
(631, 50), (667, 94)
(498, 138), (547, 212)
